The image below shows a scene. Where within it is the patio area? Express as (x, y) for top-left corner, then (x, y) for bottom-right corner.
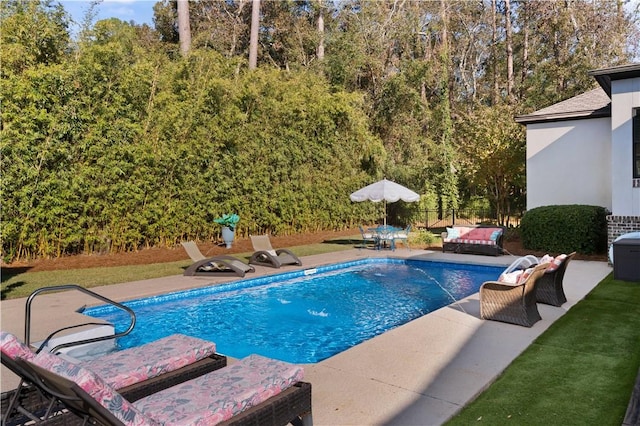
(0, 248), (612, 425)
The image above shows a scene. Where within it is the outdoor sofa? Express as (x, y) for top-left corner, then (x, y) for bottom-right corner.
(441, 225), (505, 256)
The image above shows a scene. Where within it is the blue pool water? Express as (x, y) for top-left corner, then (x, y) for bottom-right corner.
(83, 258), (502, 363)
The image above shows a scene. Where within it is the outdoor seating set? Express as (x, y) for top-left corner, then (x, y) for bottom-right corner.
(358, 225), (411, 251)
(181, 234), (302, 277)
(479, 252), (576, 327)
(1, 331), (313, 426)
(441, 225), (505, 256)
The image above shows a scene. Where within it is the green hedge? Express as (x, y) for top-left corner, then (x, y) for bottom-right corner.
(520, 205), (608, 254)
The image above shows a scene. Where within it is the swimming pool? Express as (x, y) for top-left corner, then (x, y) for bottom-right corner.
(83, 258), (502, 363)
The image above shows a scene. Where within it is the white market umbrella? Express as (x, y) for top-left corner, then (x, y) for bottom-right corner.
(350, 178), (420, 225)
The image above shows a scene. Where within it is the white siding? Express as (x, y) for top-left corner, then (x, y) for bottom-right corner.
(611, 77), (640, 216)
(526, 118), (611, 210)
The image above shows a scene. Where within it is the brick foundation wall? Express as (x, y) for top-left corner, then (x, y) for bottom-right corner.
(607, 215), (640, 248)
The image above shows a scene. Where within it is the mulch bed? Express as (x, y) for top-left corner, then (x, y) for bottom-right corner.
(2, 229), (607, 273)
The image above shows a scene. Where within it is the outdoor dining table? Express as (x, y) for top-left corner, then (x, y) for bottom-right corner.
(368, 225), (401, 250)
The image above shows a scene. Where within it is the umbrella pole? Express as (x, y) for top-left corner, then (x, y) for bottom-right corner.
(383, 200), (387, 226)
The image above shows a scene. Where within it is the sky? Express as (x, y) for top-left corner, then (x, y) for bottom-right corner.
(60, 0), (156, 31)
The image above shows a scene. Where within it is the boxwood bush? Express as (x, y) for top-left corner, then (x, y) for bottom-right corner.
(520, 205), (608, 254)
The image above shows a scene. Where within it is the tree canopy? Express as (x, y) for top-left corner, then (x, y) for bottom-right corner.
(2, 0), (639, 261)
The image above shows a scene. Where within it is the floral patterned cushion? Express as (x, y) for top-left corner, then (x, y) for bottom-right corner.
(81, 334), (217, 389)
(134, 354), (305, 426)
(31, 351), (158, 426)
(546, 254), (567, 272)
(0, 331), (35, 361)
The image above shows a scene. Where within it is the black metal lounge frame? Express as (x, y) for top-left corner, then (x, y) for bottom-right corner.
(1, 352), (227, 425)
(184, 254), (256, 277)
(480, 263), (549, 327)
(14, 359), (313, 426)
(535, 252), (576, 307)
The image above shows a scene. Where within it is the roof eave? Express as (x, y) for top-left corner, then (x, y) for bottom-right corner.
(515, 106), (611, 125)
(588, 64), (640, 97)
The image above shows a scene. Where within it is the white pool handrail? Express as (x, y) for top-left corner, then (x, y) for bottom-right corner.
(502, 255), (539, 276)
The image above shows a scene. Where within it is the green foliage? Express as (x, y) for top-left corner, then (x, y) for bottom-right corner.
(1, 21), (383, 260)
(214, 214), (240, 231)
(520, 205), (608, 254)
(408, 229), (437, 247)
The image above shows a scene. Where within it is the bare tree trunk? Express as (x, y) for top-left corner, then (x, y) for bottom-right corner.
(316, 0), (325, 60)
(249, 0), (260, 69)
(491, 0), (498, 105)
(177, 0), (191, 56)
(520, 0), (529, 100)
(505, 0), (514, 101)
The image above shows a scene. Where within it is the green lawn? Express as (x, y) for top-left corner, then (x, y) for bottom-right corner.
(0, 240), (357, 300)
(446, 273), (640, 425)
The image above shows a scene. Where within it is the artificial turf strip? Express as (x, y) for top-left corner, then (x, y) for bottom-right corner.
(446, 274), (640, 426)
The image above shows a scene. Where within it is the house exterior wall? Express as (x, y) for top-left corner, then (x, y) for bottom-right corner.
(610, 77), (640, 216)
(526, 117), (611, 210)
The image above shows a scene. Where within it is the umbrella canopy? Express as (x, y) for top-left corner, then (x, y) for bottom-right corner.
(350, 178), (420, 225)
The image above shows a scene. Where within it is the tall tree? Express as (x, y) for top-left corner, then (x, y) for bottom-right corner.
(505, 0), (514, 101)
(248, 0), (260, 69)
(316, 0), (325, 61)
(177, 0), (190, 55)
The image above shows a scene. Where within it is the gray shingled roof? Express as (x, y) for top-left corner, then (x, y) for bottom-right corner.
(515, 87), (611, 124)
(516, 63), (640, 125)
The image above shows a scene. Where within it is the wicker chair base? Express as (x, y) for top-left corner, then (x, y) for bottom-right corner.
(221, 381), (313, 426)
(1, 353), (227, 426)
(535, 252), (575, 307)
(480, 265), (548, 328)
(535, 273), (567, 306)
(23, 381), (312, 426)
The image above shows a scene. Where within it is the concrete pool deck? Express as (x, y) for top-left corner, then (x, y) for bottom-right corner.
(1, 248), (612, 425)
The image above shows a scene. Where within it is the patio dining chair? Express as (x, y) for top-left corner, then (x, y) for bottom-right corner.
(249, 235), (302, 268)
(358, 226), (378, 249)
(392, 225), (411, 249)
(1, 332), (226, 425)
(14, 351), (313, 426)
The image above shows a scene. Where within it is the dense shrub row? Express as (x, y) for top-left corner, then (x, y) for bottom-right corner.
(1, 20), (389, 261)
(520, 205), (608, 254)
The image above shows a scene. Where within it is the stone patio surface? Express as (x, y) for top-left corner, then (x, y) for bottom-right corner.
(0, 248), (612, 425)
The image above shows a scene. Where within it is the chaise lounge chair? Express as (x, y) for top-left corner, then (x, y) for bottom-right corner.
(480, 263), (549, 327)
(15, 351), (313, 426)
(249, 235), (302, 268)
(1, 332), (227, 425)
(535, 252), (576, 306)
(181, 241), (255, 277)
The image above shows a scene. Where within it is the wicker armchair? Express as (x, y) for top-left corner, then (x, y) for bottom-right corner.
(480, 263), (549, 327)
(536, 252), (576, 307)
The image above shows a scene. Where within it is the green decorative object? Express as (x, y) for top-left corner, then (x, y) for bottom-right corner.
(213, 213), (240, 231)
(214, 214), (240, 248)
